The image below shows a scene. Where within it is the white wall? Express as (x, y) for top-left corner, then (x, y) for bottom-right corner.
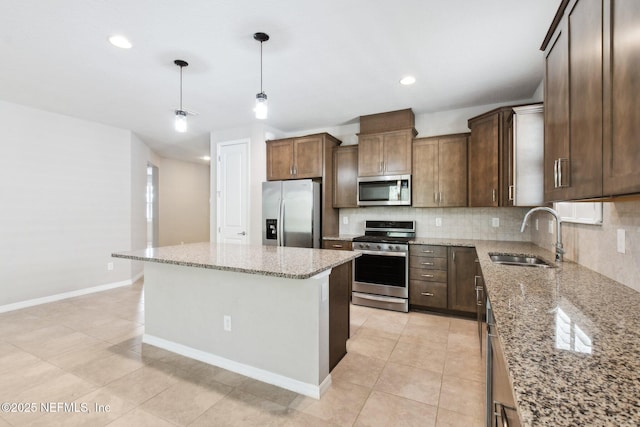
(0, 100), (137, 306)
(130, 133), (158, 279)
(158, 157), (210, 246)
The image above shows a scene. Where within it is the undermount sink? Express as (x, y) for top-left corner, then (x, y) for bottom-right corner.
(489, 254), (554, 268)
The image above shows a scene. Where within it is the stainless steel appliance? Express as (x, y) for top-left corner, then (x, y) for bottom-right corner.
(262, 180), (321, 248)
(357, 175), (411, 206)
(352, 220), (415, 312)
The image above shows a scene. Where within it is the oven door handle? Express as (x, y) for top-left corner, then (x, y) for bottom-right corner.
(355, 250), (407, 257)
(352, 292), (406, 304)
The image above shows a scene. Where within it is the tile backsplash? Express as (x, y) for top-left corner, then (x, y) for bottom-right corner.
(339, 207), (532, 241)
(531, 201), (640, 293)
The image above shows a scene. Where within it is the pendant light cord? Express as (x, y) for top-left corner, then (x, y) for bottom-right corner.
(260, 41), (263, 93)
(179, 65), (183, 110)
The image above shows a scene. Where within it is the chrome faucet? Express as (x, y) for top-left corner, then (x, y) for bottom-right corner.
(520, 207), (564, 262)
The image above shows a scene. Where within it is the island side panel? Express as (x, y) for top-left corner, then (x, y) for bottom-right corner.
(143, 262), (330, 395)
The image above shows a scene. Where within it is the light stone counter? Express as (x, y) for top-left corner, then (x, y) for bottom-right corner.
(399, 238), (640, 425)
(473, 240), (640, 426)
(112, 241), (359, 279)
(409, 237), (476, 247)
(322, 234), (362, 242)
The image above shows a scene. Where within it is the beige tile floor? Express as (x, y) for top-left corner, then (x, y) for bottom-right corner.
(0, 281), (485, 426)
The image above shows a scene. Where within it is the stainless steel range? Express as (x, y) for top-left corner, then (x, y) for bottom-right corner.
(352, 220), (415, 312)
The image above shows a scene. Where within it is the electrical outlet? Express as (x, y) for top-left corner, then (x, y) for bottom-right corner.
(107, 262), (114, 271)
(343, 216), (349, 225)
(548, 220), (554, 234)
(223, 315), (231, 331)
(617, 229), (626, 254)
(435, 218), (442, 227)
(492, 218), (500, 228)
(535, 218), (539, 231)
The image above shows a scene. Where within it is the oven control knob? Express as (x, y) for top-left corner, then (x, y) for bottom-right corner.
(376, 245), (381, 250)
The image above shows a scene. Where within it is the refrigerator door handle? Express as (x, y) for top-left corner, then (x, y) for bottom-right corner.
(279, 198), (285, 247)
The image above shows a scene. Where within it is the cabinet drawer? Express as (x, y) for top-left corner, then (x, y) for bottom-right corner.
(409, 256), (447, 271)
(410, 245), (447, 258)
(322, 240), (353, 251)
(409, 281), (447, 309)
(409, 268), (447, 282)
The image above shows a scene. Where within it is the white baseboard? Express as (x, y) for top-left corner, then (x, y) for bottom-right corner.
(143, 333), (330, 399)
(0, 278), (138, 313)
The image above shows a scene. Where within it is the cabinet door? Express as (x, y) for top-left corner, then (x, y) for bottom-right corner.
(544, 25), (570, 202)
(603, 0), (640, 194)
(333, 146), (358, 208)
(412, 138), (439, 207)
(382, 130), (412, 175)
(439, 135), (468, 207)
(293, 136), (323, 178)
(358, 134), (384, 176)
(567, 0), (603, 199)
(469, 115), (499, 207)
(266, 139), (294, 181)
(501, 113), (515, 206)
(448, 247), (477, 313)
(322, 240), (353, 251)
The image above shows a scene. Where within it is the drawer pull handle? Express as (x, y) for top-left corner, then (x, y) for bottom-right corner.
(421, 262), (434, 266)
(423, 250), (434, 253)
(421, 274), (434, 278)
(421, 292), (434, 297)
(331, 244), (343, 248)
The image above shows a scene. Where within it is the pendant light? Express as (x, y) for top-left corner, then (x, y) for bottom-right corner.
(174, 59), (189, 132)
(254, 32), (269, 120)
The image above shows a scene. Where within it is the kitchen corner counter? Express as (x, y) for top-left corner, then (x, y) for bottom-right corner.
(474, 240), (640, 426)
(322, 234), (361, 242)
(409, 237), (476, 247)
(112, 242), (360, 280)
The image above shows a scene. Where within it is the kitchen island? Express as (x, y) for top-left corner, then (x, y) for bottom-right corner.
(112, 242), (359, 399)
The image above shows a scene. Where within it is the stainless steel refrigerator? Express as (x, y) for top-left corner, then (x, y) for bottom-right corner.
(262, 179), (321, 248)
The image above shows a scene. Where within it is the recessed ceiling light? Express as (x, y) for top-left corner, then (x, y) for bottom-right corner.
(109, 35), (132, 49)
(400, 76), (416, 85)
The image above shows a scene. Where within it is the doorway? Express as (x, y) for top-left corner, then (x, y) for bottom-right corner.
(146, 163), (159, 248)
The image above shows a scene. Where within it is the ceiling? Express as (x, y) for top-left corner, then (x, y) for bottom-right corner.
(0, 0), (560, 164)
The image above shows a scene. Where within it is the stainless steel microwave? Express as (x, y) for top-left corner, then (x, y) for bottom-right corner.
(357, 175), (411, 206)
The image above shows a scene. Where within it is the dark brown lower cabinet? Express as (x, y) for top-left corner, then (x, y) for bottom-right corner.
(409, 245), (478, 315)
(328, 262), (350, 371)
(448, 247), (478, 313)
(325, 249), (351, 371)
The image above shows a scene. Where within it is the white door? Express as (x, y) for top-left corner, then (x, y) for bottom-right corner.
(217, 140), (249, 244)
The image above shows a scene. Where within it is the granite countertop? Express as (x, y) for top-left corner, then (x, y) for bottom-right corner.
(322, 234), (361, 242)
(473, 241), (640, 426)
(409, 237), (476, 247)
(112, 242), (360, 280)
